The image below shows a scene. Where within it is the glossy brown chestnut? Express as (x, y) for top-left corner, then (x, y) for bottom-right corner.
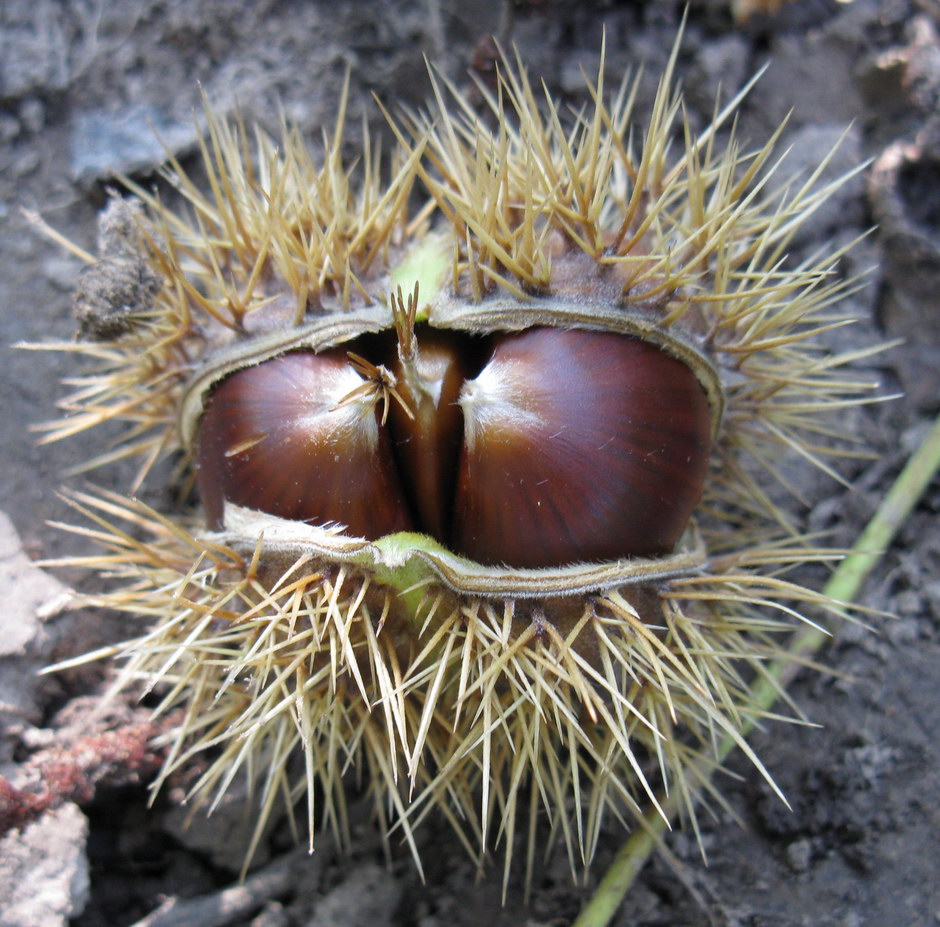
(452, 328), (713, 568)
(196, 349), (414, 536)
(196, 327), (713, 569)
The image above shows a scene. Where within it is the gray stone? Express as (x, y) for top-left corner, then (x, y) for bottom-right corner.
(0, 2), (70, 98)
(18, 98), (45, 135)
(306, 863), (402, 927)
(925, 580), (940, 623)
(0, 511), (71, 729)
(687, 35), (750, 115)
(749, 23), (867, 133)
(0, 803), (90, 927)
(762, 123), (865, 245)
(162, 777), (276, 872)
(69, 103), (198, 185)
(785, 838), (813, 873)
(250, 901), (290, 927)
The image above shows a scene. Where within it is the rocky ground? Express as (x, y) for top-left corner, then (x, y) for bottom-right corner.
(1, 1), (939, 925)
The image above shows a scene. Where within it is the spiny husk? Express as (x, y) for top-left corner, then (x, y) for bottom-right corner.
(49, 488), (850, 888)
(31, 42), (873, 512)
(34, 39), (879, 889)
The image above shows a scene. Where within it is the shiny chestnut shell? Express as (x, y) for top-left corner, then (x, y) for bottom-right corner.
(195, 324), (714, 569)
(196, 348), (414, 536)
(453, 328), (713, 568)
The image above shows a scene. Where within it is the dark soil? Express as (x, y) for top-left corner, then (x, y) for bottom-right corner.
(1, 1), (939, 926)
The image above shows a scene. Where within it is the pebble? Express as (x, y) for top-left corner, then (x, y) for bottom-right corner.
(0, 803), (90, 927)
(0, 510), (71, 732)
(762, 122), (865, 244)
(305, 863), (402, 927)
(162, 777), (277, 872)
(68, 103), (198, 185)
(785, 838), (813, 873)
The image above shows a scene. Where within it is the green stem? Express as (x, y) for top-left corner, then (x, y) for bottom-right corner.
(573, 411), (940, 927)
(368, 531), (455, 622)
